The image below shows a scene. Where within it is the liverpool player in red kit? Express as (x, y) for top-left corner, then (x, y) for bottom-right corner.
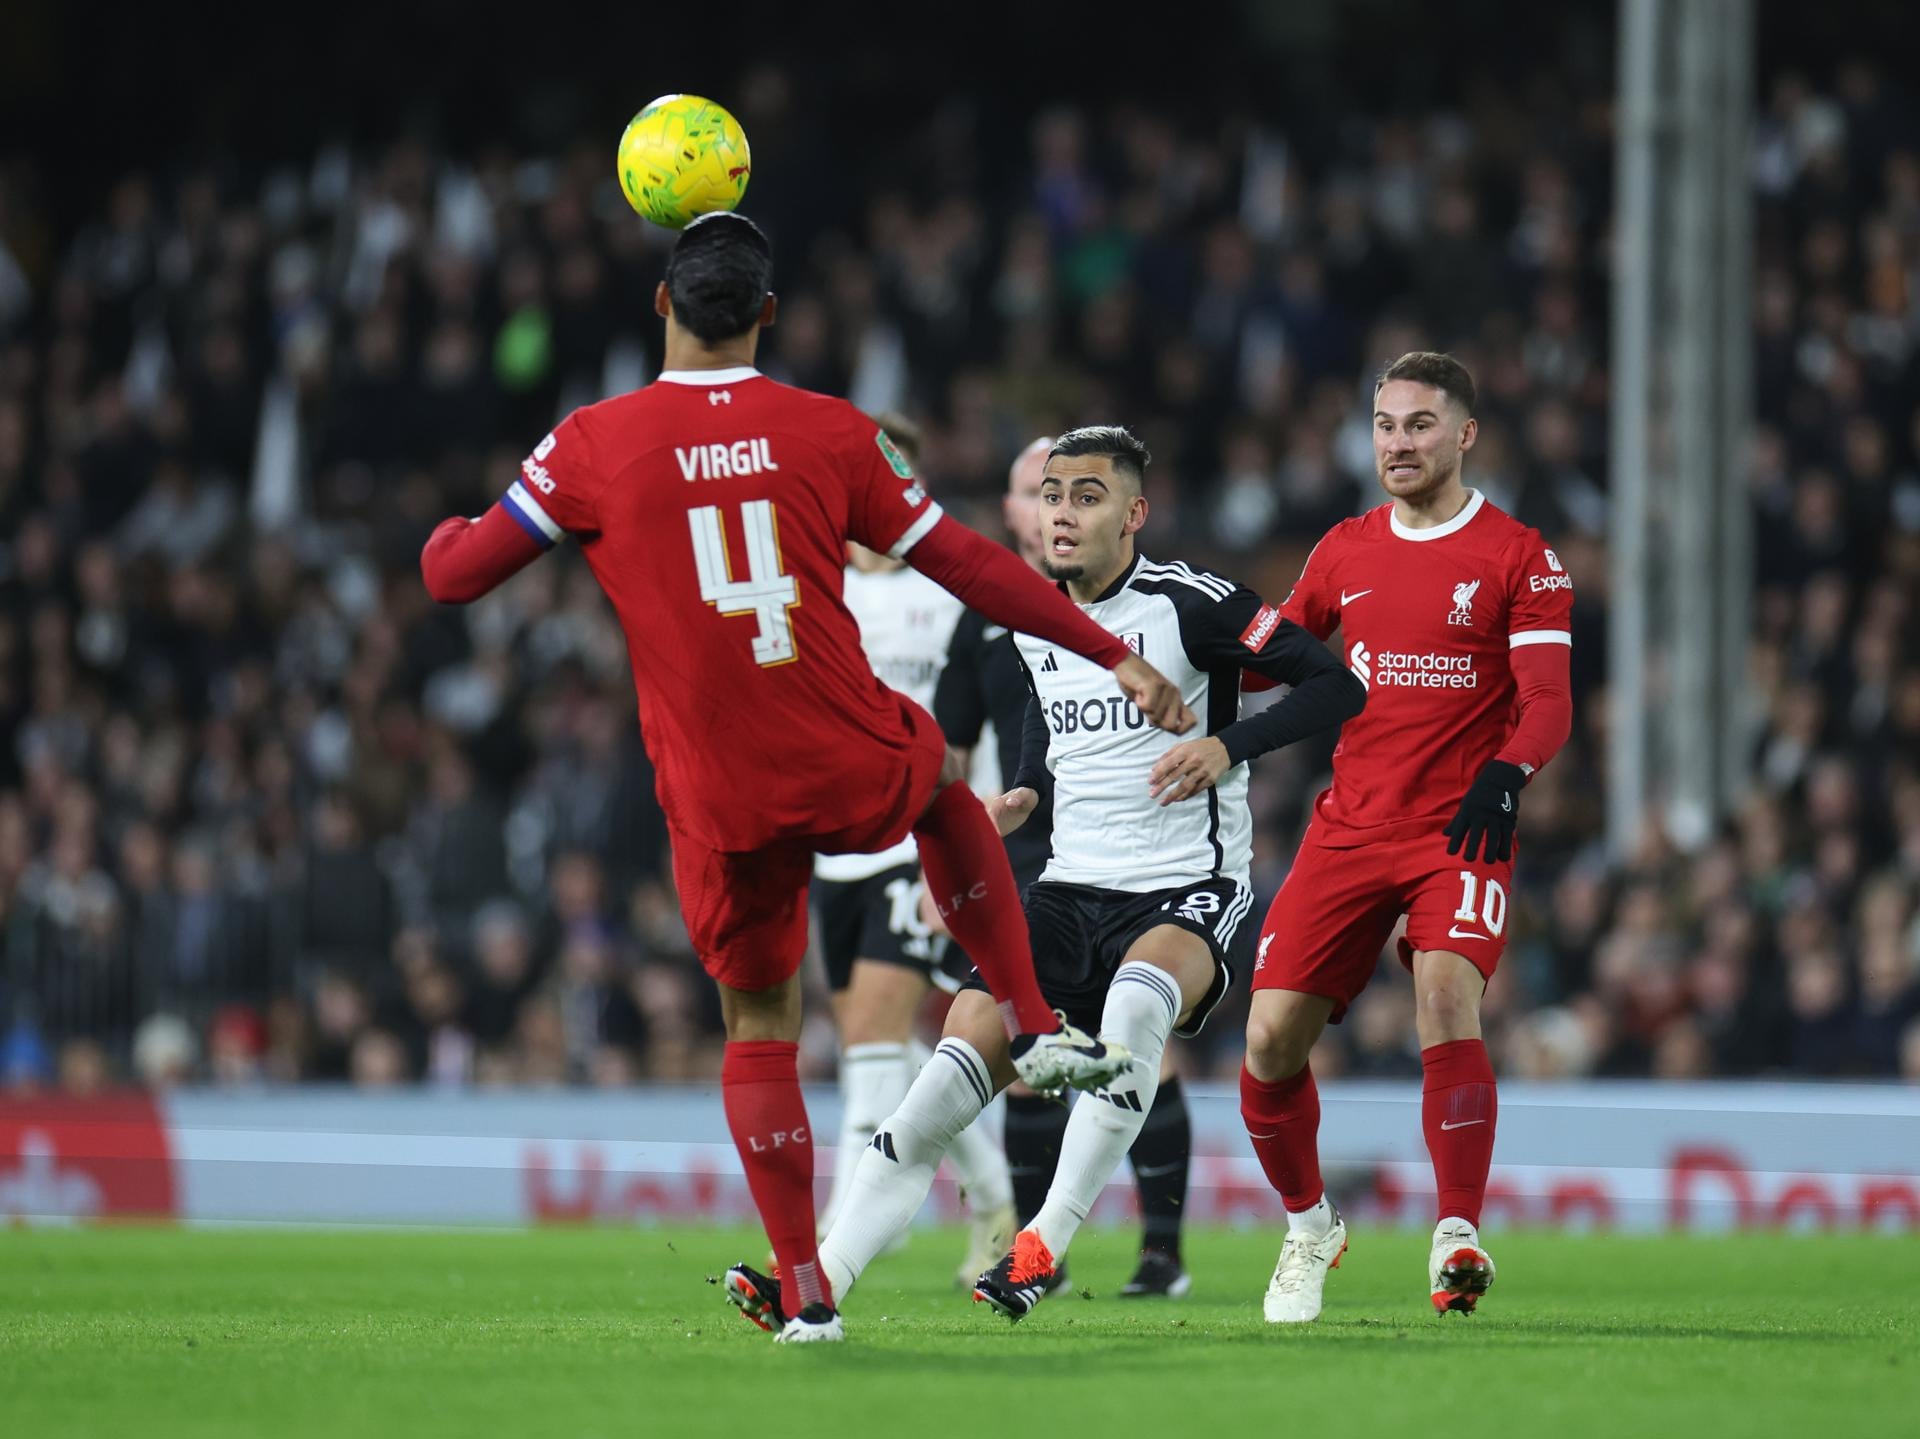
(419, 214), (1195, 1343)
(1240, 352), (1573, 1322)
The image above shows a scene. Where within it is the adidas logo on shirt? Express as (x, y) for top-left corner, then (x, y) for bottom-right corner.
(1040, 653), (1059, 672)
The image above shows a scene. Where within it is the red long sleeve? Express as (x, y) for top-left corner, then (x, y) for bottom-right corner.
(1496, 640), (1573, 775)
(904, 518), (1131, 669)
(420, 504), (548, 604)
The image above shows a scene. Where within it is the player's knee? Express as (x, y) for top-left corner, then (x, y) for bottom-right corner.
(839, 992), (916, 1047)
(719, 976), (803, 1041)
(1414, 977), (1481, 1042)
(841, 961), (926, 1045)
(1123, 933), (1214, 1013)
(942, 989), (1016, 1089)
(1245, 1007), (1314, 1079)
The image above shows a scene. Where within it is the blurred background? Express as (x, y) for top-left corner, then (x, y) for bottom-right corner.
(0, 0), (1917, 1126)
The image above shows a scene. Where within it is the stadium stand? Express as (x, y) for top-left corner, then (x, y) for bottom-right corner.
(1, 52), (1917, 1091)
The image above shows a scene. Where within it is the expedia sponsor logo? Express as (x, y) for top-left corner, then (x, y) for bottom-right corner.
(1529, 573), (1573, 592)
(1046, 696), (1149, 734)
(1349, 640), (1477, 690)
(520, 457), (556, 494)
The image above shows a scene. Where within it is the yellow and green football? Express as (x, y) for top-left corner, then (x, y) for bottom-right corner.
(616, 94), (751, 229)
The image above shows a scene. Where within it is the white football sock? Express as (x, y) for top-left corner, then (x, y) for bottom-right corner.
(1028, 961), (1179, 1258)
(819, 1041), (914, 1233)
(1286, 1196), (1336, 1237)
(818, 1037), (993, 1299)
(909, 1037), (1013, 1214)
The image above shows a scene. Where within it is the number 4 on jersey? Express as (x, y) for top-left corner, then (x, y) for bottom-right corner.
(688, 501), (800, 666)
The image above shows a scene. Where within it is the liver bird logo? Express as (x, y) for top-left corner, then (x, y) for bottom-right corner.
(1448, 579), (1481, 626)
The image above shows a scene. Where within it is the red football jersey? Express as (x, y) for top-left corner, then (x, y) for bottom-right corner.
(500, 366), (947, 851)
(1280, 490), (1573, 847)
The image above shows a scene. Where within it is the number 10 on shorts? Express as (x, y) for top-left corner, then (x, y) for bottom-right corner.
(689, 501), (800, 666)
(1452, 871), (1508, 936)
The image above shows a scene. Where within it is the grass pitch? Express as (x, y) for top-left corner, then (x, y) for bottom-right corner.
(2, 1224), (1915, 1438)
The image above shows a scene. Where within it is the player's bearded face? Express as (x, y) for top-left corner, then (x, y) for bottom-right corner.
(1374, 381), (1469, 501)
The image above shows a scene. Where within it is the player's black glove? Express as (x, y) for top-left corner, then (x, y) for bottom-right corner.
(1443, 760), (1528, 863)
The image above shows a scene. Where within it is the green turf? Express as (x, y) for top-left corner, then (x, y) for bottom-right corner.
(2, 1225), (1916, 1438)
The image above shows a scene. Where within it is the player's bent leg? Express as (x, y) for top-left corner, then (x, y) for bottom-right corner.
(916, 1031), (1017, 1286)
(1240, 988), (1350, 1323)
(717, 975), (839, 1335)
(820, 961), (928, 1235)
(1121, 1047), (1192, 1299)
(912, 773), (1127, 1090)
(1000, 1080), (1074, 1294)
(1243, 987), (1330, 1082)
(1411, 948), (1497, 1315)
(981, 929), (1211, 1321)
(1241, 990), (1334, 1222)
(817, 989), (1012, 1301)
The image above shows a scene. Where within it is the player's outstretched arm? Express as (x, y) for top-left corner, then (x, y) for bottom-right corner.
(420, 505), (549, 604)
(424, 414), (600, 604)
(1211, 620), (1366, 764)
(1149, 604), (1364, 805)
(903, 517), (1195, 733)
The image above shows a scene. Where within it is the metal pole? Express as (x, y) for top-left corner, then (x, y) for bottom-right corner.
(1608, 0), (1660, 858)
(1716, 0), (1756, 820)
(1665, 0), (1717, 849)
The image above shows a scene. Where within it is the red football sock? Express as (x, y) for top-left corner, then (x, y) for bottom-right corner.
(911, 781), (1055, 1035)
(1239, 1062), (1324, 1212)
(722, 1040), (832, 1312)
(1422, 1038), (1497, 1227)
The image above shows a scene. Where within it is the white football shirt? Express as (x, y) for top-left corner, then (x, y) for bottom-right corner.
(814, 564), (964, 882)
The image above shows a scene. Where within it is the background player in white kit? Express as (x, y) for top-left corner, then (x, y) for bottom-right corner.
(720, 426), (1362, 1330)
(810, 415), (1016, 1285)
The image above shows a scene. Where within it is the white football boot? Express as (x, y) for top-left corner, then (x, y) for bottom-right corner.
(775, 1305), (846, 1343)
(1009, 1020), (1131, 1096)
(1428, 1218), (1495, 1315)
(1262, 1207), (1349, 1323)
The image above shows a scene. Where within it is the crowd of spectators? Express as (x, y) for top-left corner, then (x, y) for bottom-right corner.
(2, 54), (1918, 1093)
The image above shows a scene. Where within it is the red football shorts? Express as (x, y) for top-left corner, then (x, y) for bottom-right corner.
(1251, 827), (1514, 1020)
(671, 695), (948, 992)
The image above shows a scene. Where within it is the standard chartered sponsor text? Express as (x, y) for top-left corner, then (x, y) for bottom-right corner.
(1375, 651), (1479, 688)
